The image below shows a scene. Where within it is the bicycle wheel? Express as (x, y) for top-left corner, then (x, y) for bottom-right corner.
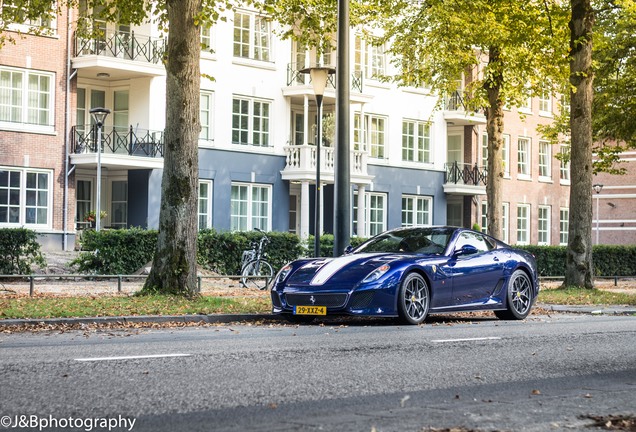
(240, 259), (274, 290)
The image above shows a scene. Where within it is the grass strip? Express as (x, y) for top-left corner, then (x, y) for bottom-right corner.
(538, 287), (636, 306)
(0, 295), (270, 319)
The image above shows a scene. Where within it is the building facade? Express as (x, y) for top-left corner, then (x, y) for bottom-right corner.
(1, 5), (585, 252)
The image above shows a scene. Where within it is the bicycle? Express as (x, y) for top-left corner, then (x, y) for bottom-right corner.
(240, 228), (274, 290)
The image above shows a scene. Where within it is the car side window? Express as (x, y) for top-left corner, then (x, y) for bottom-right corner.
(455, 232), (495, 253)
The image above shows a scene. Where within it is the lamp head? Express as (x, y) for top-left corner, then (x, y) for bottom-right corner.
(592, 184), (603, 194)
(89, 107), (111, 127)
(300, 66), (336, 97)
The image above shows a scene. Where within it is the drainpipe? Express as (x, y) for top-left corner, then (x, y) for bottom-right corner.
(63, 5), (74, 251)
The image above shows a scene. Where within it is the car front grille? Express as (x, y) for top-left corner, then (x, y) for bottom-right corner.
(285, 293), (348, 308)
(349, 291), (375, 309)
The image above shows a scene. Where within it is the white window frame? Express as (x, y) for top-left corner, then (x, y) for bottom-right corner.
(559, 144), (571, 184)
(502, 202), (509, 244)
(199, 90), (214, 145)
(517, 137), (531, 179)
(231, 96), (271, 147)
(230, 182), (272, 232)
(516, 204), (530, 245)
(109, 179), (128, 229)
(560, 208), (569, 245)
(233, 11), (271, 62)
(401, 195), (433, 227)
(539, 90), (552, 116)
(198, 180), (213, 230)
(353, 191), (387, 237)
(3, 3), (57, 34)
(200, 25), (214, 55)
(538, 205), (551, 245)
(354, 35), (387, 80)
(539, 140), (551, 180)
(0, 166), (52, 228)
(402, 119), (432, 164)
(481, 201), (488, 234)
(0, 66), (55, 133)
(502, 134), (511, 177)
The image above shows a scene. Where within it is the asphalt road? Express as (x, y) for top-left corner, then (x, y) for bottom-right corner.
(0, 313), (635, 432)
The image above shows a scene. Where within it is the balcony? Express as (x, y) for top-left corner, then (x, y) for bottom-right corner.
(72, 30), (166, 79)
(70, 125), (164, 170)
(443, 162), (487, 195)
(443, 91), (487, 126)
(281, 145), (373, 185)
(283, 63), (373, 104)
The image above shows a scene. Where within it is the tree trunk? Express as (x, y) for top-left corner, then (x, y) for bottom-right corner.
(484, 45), (504, 241)
(143, 0), (201, 297)
(564, 0), (595, 288)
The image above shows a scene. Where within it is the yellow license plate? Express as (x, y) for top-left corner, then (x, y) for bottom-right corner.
(294, 306), (327, 315)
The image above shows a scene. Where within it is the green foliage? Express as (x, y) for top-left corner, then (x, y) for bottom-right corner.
(197, 229), (305, 274)
(0, 228), (46, 275)
(518, 245), (636, 276)
(72, 228), (158, 275)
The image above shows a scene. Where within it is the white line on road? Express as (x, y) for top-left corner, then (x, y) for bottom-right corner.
(431, 337), (502, 343)
(75, 353), (191, 362)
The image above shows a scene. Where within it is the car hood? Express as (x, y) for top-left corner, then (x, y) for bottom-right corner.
(286, 253), (406, 287)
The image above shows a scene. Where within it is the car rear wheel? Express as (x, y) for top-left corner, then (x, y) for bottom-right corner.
(495, 269), (533, 320)
(398, 273), (430, 325)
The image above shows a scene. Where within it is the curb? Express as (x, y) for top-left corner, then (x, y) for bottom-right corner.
(0, 313), (283, 327)
(538, 303), (636, 315)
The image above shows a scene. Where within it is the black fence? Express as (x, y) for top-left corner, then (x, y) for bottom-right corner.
(75, 30), (166, 64)
(445, 162), (488, 186)
(71, 125), (164, 158)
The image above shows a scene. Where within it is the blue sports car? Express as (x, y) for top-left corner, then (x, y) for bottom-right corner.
(271, 226), (539, 324)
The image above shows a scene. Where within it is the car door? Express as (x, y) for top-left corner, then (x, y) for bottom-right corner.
(447, 232), (505, 306)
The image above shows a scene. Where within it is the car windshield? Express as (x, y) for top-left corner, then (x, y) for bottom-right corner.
(354, 227), (456, 255)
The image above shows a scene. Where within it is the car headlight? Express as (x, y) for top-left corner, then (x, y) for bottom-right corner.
(362, 264), (390, 283)
(274, 264), (293, 286)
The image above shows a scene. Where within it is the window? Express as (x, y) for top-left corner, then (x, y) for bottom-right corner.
(0, 67), (54, 131)
(200, 91), (214, 142)
(233, 12), (271, 62)
(354, 36), (386, 80)
(538, 206), (551, 245)
(0, 167), (51, 227)
(481, 201), (488, 234)
(198, 181), (212, 230)
(352, 191), (386, 237)
(559, 144), (570, 183)
(231, 183), (271, 231)
(110, 181), (127, 229)
(502, 134), (510, 176)
(3, 2), (56, 32)
(368, 193), (386, 236)
(517, 138), (531, 178)
(482, 133), (488, 169)
(76, 179), (92, 229)
(201, 26), (213, 53)
(560, 208), (569, 245)
(232, 96), (270, 146)
(502, 202), (509, 244)
(402, 120), (431, 163)
(539, 141), (551, 179)
(401, 195), (432, 227)
(539, 91), (552, 115)
(354, 113), (386, 158)
(516, 204), (530, 245)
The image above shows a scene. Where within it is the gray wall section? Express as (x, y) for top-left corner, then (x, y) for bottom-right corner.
(128, 170), (150, 228)
(366, 164), (447, 228)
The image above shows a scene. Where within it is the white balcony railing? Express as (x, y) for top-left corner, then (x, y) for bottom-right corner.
(281, 145), (372, 184)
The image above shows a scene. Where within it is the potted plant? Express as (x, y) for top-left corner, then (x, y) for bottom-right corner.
(84, 210), (108, 228)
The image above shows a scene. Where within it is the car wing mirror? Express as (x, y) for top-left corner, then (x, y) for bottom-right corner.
(343, 245), (354, 255)
(454, 244), (479, 257)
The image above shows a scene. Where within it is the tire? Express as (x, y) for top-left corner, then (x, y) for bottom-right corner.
(240, 259), (274, 290)
(495, 269), (534, 320)
(397, 272), (430, 325)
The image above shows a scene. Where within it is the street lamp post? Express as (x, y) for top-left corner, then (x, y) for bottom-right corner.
(300, 66), (335, 257)
(593, 183), (603, 245)
(89, 107), (111, 232)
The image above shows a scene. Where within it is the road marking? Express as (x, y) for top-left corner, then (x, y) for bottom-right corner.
(75, 353), (191, 362)
(431, 337), (502, 343)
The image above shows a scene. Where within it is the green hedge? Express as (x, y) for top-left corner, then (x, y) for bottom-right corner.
(197, 229), (305, 274)
(307, 234), (369, 257)
(72, 228), (158, 274)
(518, 245), (636, 276)
(0, 228), (46, 275)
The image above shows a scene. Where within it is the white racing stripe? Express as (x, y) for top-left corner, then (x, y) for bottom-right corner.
(75, 353), (191, 362)
(310, 253), (375, 285)
(431, 337), (501, 343)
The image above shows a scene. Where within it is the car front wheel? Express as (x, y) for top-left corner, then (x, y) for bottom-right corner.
(495, 269), (534, 320)
(397, 272), (430, 325)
